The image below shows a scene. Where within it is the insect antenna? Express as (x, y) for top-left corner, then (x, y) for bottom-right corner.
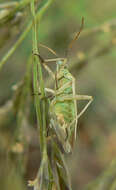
(65, 17), (84, 58)
(39, 43), (58, 57)
(38, 43), (65, 63)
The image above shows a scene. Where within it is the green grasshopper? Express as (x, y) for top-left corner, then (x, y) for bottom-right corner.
(35, 18), (93, 153)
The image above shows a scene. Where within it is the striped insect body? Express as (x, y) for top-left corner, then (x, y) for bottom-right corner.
(49, 59), (77, 153)
(35, 53), (93, 154)
(35, 17), (93, 153)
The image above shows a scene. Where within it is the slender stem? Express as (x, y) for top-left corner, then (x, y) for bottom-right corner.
(31, 0), (43, 151)
(31, 0), (47, 155)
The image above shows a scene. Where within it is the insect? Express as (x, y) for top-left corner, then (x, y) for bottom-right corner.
(35, 17), (93, 153)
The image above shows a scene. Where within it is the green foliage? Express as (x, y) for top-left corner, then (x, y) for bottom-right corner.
(0, 0), (116, 190)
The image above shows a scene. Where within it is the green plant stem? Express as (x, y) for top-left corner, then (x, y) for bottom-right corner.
(0, 0), (54, 71)
(31, 0), (47, 155)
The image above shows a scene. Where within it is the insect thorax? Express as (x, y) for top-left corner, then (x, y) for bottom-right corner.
(53, 62), (75, 125)
(56, 65), (73, 95)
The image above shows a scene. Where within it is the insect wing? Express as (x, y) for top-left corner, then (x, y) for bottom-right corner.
(50, 112), (71, 153)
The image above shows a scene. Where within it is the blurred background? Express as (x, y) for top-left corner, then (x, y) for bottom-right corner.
(0, 0), (116, 189)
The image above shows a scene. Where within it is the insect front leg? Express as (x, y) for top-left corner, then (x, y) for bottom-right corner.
(43, 63), (55, 80)
(32, 88), (55, 97)
(33, 52), (55, 80)
(44, 88), (55, 95)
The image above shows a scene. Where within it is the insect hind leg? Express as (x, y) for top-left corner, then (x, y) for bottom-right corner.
(55, 94), (93, 139)
(76, 95), (93, 119)
(33, 53), (55, 80)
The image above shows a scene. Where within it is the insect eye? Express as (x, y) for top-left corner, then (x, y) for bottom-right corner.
(57, 60), (62, 65)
